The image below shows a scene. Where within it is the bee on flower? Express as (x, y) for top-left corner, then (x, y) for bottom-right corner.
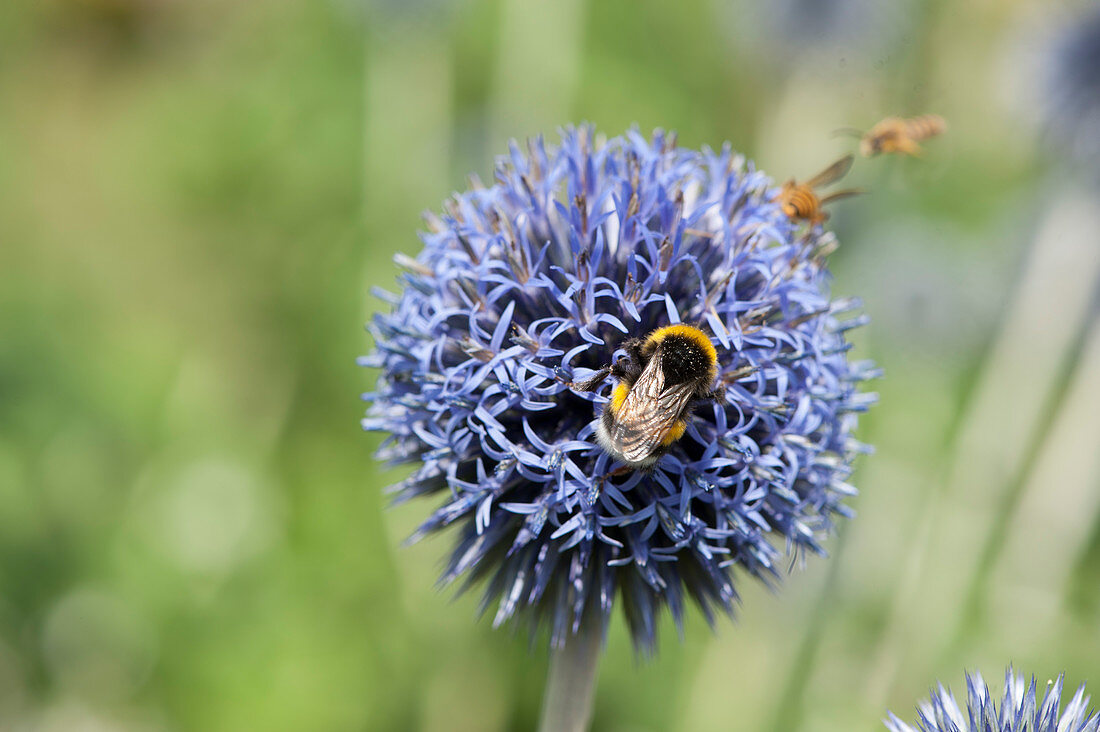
(361, 126), (877, 650)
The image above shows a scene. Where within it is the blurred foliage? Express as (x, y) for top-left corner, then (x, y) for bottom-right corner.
(1, 0), (1099, 730)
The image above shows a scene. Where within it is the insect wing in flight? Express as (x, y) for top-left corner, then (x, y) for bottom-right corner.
(804, 154), (854, 189)
(818, 188), (865, 205)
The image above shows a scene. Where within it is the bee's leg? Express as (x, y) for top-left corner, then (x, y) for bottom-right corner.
(704, 385), (728, 405)
(570, 364), (611, 392)
(601, 464), (636, 480)
(612, 340), (647, 384)
(609, 356), (640, 381)
(572, 357), (639, 391)
(571, 338), (646, 391)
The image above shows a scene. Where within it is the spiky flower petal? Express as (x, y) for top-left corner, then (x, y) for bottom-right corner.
(887, 669), (1100, 732)
(361, 126), (875, 650)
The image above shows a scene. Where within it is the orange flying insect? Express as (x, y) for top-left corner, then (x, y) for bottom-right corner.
(849, 114), (948, 157)
(775, 154), (862, 226)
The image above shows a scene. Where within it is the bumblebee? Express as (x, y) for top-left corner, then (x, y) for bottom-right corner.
(573, 325), (724, 469)
(775, 154), (862, 226)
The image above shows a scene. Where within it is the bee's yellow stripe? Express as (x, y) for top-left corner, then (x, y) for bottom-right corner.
(645, 324), (717, 363)
(609, 382), (630, 415)
(660, 420), (687, 446)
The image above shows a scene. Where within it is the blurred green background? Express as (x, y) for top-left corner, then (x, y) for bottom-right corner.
(2, 0), (1100, 729)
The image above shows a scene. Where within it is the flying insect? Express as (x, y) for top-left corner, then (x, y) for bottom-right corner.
(841, 114), (948, 157)
(775, 154), (862, 226)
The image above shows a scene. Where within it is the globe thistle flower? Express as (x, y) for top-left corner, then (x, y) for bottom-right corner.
(361, 126), (876, 651)
(886, 669), (1100, 732)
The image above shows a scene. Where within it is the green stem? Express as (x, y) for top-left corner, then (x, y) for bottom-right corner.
(537, 626), (603, 732)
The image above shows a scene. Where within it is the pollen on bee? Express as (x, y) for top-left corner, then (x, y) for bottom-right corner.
(609, 382), (630, 415)
(660, 420), (687, 446)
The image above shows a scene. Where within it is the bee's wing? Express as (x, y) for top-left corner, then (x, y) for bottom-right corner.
(818, 188), (865, 205)
(804, 154), (854, 189)
(610, 355), (697, 463)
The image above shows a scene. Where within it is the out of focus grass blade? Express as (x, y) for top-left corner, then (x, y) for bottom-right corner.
(488, 0), (585, 149)
(364, 20), (453, 253)
(863, 188), (1100, 707)
(982, 303), (1100, 638)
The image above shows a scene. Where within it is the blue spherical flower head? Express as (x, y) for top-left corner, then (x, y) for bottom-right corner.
(361, 126), (877, 651)
(886, 668), (1100, 732)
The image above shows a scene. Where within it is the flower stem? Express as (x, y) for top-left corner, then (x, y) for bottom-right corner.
(537, 626), (603, 732)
